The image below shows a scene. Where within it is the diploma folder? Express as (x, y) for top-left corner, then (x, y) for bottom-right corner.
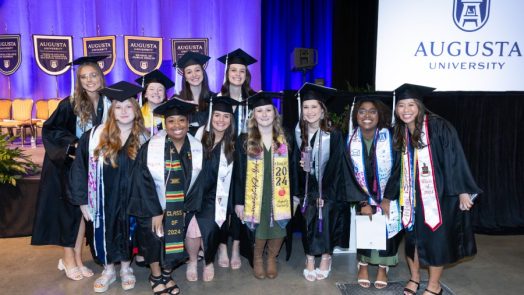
(355, 214), (387, 250)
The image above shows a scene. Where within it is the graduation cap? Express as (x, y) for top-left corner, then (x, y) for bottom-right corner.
(217, 48), (257, 66)
(394, 83), (435, 102)
(135, 69), (175, 90)
(245, 91), (283, 109)
(174, 51), (211, 69)
(99, 81), (143, 102)
(295, 82), (338, 118)
(203, 95), (240, 131)
(153, 96), (196, 118)
(68, 55), (108, 99)
(68, 55), (108, 66)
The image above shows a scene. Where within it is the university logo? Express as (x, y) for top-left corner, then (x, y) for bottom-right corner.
(3, 60), (9, 68)
(453, 0), (490, 32)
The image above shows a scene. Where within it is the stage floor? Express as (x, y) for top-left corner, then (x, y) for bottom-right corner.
(0, 234), (522, 295)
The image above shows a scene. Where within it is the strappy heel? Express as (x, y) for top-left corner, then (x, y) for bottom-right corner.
(57, 259), (83, 281)
(357, 261), (370, 288)
(404, 279), (420, 295)
(315, 256), (332, 280)
(424, 286), (443, 295)
(161, 269), (180, 295)
(303, 256), (316, 282)
(374, 264), (389, 289)
(149, 274), (169, 295)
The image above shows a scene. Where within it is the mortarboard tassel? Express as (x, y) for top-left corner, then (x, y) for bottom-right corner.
(347, 96), (356, 140)
(205, 96), (213, 132)
(392, 91), (396, 125)
(70, 62), (74, 99)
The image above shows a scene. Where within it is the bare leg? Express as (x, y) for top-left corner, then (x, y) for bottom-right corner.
(217, 243), (229, 267)
(424, 266), (443, 295)
(230, 240), (241, 269)
(404, 248), (421, 295)
(185, 237), (201, 281)
(74, 218), (86, 267)
(149, 263), (168, 294)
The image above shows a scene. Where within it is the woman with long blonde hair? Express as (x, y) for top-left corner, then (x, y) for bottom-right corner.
(32, 56), (111, 281)
(69, 81), (147, 292)
(233, 92), (297, 279)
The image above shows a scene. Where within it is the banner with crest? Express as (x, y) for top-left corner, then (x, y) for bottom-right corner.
(33, 34), (73, 75)
(171, 38), (209, 75)
(124, 36), (162, 75)
(0, 34), (22, 75)
(82, 36), (116, 75)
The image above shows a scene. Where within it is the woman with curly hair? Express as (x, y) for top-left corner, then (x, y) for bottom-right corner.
(69, 81), (148, 292)
(233, 92), (297, 279)
(346, 95), (402, 289)
(31, 56), (111, 281)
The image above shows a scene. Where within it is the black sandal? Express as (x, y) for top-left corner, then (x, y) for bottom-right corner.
(424, 287), (443, 295)
(404, 279), (420, 295)
(149, 274), (170, 295)
(161, 269), (180, 295)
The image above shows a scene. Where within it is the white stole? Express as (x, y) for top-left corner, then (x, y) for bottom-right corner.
(147, 130), (203, 210)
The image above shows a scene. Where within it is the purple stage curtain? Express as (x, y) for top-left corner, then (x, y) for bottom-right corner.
(0, 0), (261, 101)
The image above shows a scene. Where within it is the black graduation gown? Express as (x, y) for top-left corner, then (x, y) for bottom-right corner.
(128, 136), (204, 269)
(188, 91), (215, 136)
(400, 116), (482, 266)
(232, 132), (299, 267)
(31, 96), (105, 247)
(346, 128), (403, 258)
(69, 128), (134, 264)
(293, 129), (352, 256)
(194, 145), (226, 264)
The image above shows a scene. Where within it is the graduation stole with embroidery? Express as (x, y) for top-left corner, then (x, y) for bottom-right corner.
(348, 127), (401, 238)
(244, 136), (292, 230)
(163, 144), (186, 262)
(86, 125), (108, 264)
(401, 116), (442, 231)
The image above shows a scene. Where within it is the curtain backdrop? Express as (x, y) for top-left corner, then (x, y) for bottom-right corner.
(261, 0), (333, 94)
(0, 0), (261, 100)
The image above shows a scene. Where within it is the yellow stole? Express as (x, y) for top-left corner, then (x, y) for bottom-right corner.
(244, 136), (292, 229)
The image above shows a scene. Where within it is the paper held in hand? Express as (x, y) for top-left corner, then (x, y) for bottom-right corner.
(356, 214), (387, 250)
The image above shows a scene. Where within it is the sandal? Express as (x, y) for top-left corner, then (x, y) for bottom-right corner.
(149, 274), (169, 295)
(79, 265), (94, 278)
(357, 262), (370, 288)
(161, 269), (181, 295)
(203, 262), (215, 282)
(404, 279), (420, 295)
(303, 256), (316, 282)
(374, 265), (389, 289)
(186, 260), (198, 281)
(57, 259), (83, 281)
(93, 268), (117, 293)
(120, 266), (136, 291)
(315, 256), (332, 280)
(424, 287), (443, 295)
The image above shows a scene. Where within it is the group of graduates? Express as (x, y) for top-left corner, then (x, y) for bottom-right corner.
(30, 48), (481, 295)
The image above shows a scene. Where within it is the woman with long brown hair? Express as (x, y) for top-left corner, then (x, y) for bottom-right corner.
(69, 81), (147, 292)
(233, 92), (297, 279)
(294, 83), (351, 281)
(176, 51), (214, 134)
(188, 96), (239, 282)
(31, 56), (111, 281)
(392, 84), (481, 295)
(216, 48), (257, 270)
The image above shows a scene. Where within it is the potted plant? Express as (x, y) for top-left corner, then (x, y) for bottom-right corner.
(0, 134), (40, 186)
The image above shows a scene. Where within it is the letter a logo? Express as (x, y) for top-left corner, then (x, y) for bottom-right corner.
(453, 0), (490, 32)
